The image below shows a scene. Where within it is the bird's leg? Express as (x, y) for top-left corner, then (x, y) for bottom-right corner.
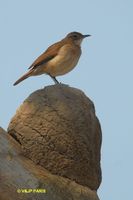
(49, 75), (59, 84)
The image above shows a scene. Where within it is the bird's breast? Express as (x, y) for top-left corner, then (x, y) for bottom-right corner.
(45, 44), (81, 76)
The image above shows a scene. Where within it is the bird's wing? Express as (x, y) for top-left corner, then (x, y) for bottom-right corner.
(28, 41), (64, 69)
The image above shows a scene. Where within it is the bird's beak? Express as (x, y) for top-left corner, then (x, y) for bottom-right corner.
(83, 34), (91, 38)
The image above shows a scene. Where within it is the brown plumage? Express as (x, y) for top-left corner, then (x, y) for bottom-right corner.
(13, 32), (91, 86)
(13, 69), (33, 86)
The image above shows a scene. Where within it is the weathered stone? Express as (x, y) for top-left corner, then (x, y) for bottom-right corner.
(0, 127), (100, 200)
(8, 84), (102, 190)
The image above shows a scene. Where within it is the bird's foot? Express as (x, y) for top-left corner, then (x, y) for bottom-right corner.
(49, 75), (59, 84)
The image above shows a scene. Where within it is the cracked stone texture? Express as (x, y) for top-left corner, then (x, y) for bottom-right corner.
(0, 127), (100, 200)
(8, 84), (102, 190)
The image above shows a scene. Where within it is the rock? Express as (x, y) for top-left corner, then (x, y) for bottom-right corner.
(0, 127), (100, 200)
(8, 84), (102, 190)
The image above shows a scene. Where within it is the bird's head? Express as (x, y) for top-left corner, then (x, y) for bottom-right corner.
(66, 32), (91, 46)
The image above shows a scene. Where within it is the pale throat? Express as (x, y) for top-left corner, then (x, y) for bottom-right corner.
(74, 39), (83, 46)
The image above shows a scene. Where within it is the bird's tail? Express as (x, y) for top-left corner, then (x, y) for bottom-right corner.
(13, 70), (33, 86)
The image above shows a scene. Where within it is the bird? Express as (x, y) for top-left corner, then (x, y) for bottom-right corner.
(13, 32), (91, 86)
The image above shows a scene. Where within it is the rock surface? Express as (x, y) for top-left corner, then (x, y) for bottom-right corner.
(0, 127), (100, 200)
(8, 84), (102, 190)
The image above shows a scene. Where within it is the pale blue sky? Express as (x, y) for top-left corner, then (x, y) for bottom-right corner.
(1, 0), (133, 199)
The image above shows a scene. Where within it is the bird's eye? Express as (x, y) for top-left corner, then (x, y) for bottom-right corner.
(73, 35), (78, 40)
